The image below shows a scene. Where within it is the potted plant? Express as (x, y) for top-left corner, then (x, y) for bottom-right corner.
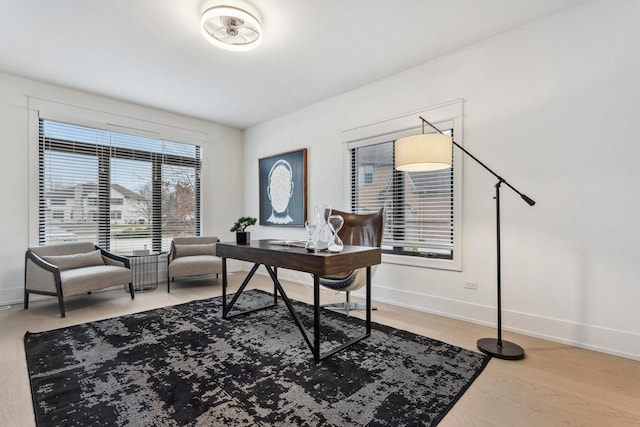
(230, 216), (257, 245)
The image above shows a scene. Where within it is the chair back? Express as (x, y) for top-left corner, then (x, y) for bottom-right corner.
(29, 242), (96, 257)
(168, 236), (219, 261)
(171, 236), (219, 246)
(331, 209), (383, 248)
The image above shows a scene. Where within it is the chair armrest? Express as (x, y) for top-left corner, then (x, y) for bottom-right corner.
(167, 240), (176, 263)
(96, 246), (130, 269)
(25, 249), (60, 273)
(25, 249), (62, 294)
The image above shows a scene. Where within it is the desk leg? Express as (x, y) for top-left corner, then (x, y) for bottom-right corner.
(273, 266), (278, 305)
(312, 266), (372, 362)
(223, 263), (265, 319)
(263, 266), (316, 354)
(220, 261), (280, 320)
(222, 257), (228, 313)
(313, 274), (321, 362)
(221, 259), (373, 363)
(366, 265), (372, 335)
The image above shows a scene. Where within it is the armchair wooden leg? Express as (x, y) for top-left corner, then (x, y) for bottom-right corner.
(128, 283), (135, 299)
(24, 290), (29, 309)
(57, 294), (66, 318)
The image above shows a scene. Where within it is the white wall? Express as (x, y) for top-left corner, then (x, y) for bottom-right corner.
(243, 0), (640, 360)
(0, 73), (244, 305)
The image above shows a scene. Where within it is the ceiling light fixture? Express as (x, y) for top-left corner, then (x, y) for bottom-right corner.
(200, 5), (262, 52)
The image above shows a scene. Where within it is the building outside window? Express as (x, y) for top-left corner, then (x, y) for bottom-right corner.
(38, 119), (201, 254)
(350, 131), (454, 260)
(344, 102), (463, 270)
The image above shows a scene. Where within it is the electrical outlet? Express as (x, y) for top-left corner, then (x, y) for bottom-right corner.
(464, 280), (477, 290)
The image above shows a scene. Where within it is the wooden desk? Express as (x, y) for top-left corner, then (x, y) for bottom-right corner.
(217, 239), (381, 362)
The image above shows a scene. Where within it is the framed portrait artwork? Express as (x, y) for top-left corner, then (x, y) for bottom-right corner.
(259, 148), (307, 227)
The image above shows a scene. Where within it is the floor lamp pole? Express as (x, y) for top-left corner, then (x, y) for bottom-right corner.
(475, 180), (525, 360)
(419, 117), (535, 360)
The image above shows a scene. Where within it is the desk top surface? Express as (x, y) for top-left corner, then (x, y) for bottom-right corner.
(217, 239), (381, 276)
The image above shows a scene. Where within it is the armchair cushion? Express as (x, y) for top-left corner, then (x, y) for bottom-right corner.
(174, 243), (216, 258)
(168, 255), (222, 278)
(42, 249), (105, 271)
(60, 265), (133, 296)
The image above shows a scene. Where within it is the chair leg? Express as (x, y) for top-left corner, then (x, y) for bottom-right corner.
(24, 290), (29, 309)
(345, 291), (351, 315)
(350, 301), (378, 311)
(321, 291), (351, 311)
(320, 300), (349, 310)
(57, 294), (66, 318)
(167, 273), (171, 293)
(320, 290), (377, 312)
(129, 283), (135, 299)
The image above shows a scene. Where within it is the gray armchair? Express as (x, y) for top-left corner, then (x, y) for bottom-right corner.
(167, 236), (223, 292)
(25, 242), (133, 317)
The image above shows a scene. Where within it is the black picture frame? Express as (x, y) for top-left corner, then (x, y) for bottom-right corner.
(259, 149), (307, 227)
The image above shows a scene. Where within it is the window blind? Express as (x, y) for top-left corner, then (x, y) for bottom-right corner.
(350, 135), (454, 259)
(39, 119), (201, 254)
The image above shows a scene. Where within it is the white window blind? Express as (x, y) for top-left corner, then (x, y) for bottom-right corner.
(350, 132), (454, 259)
(39, 119), (201, 254)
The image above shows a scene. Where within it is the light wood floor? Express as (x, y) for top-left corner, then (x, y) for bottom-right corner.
(2, 273), (639, 426)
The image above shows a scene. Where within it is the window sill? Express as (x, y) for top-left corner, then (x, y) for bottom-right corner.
(382, 253), (461, 272)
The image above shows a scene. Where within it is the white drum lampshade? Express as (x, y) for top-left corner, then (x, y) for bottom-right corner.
(394, 133), (453, 172)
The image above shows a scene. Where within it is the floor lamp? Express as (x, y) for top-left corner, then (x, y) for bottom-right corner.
(395, 116), (535, 360)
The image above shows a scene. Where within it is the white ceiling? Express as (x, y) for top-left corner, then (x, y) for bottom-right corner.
(0, 0), (589, 129)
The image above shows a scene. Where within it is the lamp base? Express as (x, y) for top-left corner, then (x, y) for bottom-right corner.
(477, 338), (525, 360)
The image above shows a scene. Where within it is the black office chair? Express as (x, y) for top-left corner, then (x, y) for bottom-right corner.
(319, 208), (383, 313)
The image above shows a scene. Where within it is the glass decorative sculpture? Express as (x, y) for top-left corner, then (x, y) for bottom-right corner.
(313, 204), (332, 251)
(305, 220), (318, 252)
(327, 214), (344, 253)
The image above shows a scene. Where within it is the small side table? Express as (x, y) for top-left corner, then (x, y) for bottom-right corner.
(125, 251), (160, 292)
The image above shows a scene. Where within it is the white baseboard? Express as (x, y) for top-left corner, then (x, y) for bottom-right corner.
(1, 285), (31, 306)
(258, 269), (640, 361)
(367, 285), (640, 361)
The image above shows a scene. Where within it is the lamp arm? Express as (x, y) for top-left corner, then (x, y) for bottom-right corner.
(419, 116), (536, 206)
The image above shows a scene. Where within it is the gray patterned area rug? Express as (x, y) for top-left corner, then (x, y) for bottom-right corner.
(24, 289), (490, 426)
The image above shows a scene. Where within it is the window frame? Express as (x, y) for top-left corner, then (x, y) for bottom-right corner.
(38, 119), (202, 253)
(28, 96), (208, 251)
(342, 100), (463, 271)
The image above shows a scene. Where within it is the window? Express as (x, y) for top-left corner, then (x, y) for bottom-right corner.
(350, 131), (454, 260)
(39, 119), (201, 254)
(343, 101), (463, 270)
